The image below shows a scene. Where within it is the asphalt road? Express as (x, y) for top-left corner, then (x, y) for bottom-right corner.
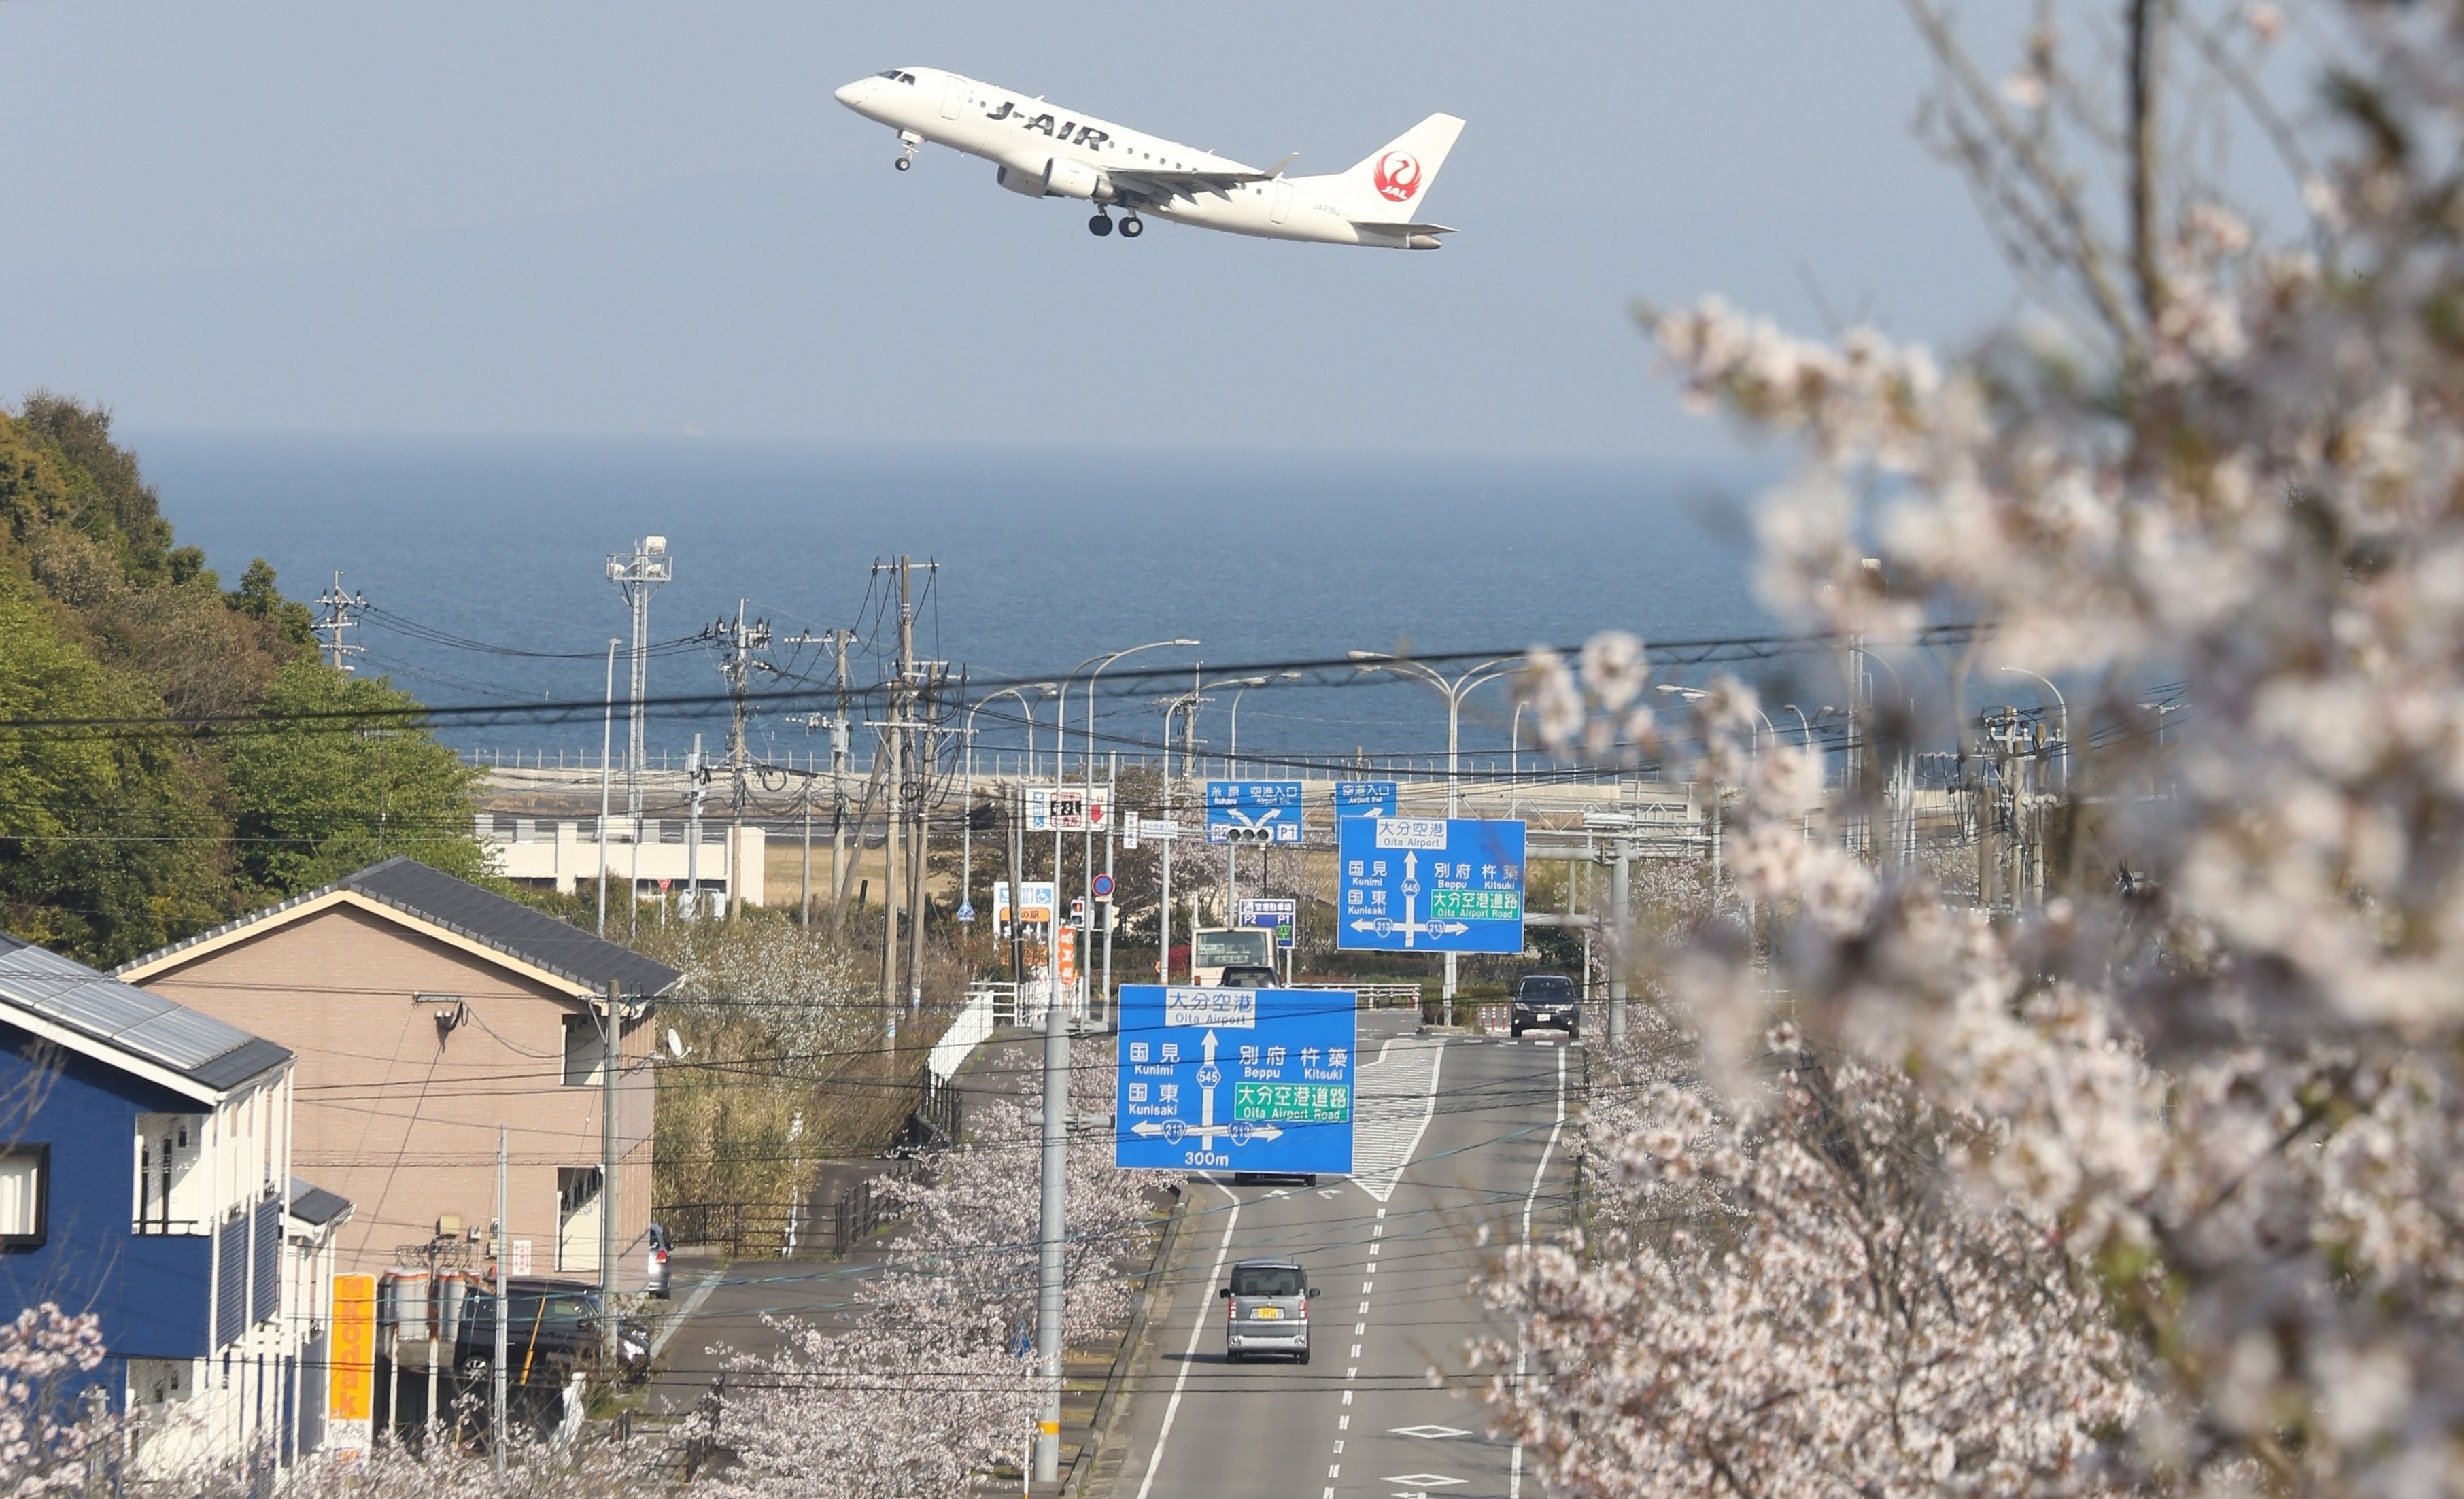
(1111, 1013), (1575, 1499)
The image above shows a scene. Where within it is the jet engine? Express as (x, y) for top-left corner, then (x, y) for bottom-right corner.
(1040, 156), (1112, 202)
(995, 157), (1114, 203)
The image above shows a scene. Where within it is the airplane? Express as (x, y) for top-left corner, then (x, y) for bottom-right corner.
(833, 67), (1464, 249)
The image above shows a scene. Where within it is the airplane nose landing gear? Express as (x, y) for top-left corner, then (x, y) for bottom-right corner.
(895, 130), (921, 171)
(1088, 211), (1114, 237)
(1118, 215), (1145, 238)
(894, 156), (911, 171)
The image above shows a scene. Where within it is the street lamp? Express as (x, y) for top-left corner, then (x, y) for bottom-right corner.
(1227, 671), (1301, 774)
(965, 683), (1055, 939)
(1081, 641), (1197, 991)
(1158, 672), (1265, 986)
(1655, 683), (1755, 910)
(1999, 666), (2069, 793)
(1348, 651), (1518, 1018)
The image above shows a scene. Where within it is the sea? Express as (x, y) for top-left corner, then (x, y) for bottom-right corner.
(131, 434), (1777, 770)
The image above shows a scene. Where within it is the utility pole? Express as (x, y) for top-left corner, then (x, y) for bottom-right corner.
(598, 640), (618, 937)
(492, 1126), (507, 1471)
(907, 661), (942, 1017)
(686, 734), (706, 920)
(609, 539), (671, 935)
(599, 982), (621, 1371)
(710, 600), (773, 923)
(1033, 847), (1069, 1484)
(825, 630), (857, 927)
(1006, 783), (1025, 987)
(876, 560), (914, 1038)
(313, 572), (369, 672)
(1609, 837), (1630, 1044)
(1099, 751), (1117, 1020)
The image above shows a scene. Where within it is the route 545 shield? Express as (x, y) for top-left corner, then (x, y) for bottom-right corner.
(1337, 816), (1526, 954)
(1114, 985), (1356, 1175)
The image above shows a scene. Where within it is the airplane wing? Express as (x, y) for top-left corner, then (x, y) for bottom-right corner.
(1103, 167), (1272, 206)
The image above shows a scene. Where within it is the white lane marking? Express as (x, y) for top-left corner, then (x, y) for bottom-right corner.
(647, 1261), (724, 1362)
(1507, 1046), (1568, 1499)
(1340, 1415), (1351, 1431)
(1390, 1424), (1473, 1440)
(1350, 1343), (1363, 1358)
(1134, 1181), (1244, 1499)
(1352, 1036), (1448, 1201)
(1333, 1441), (1345, 1454)
(1354, 1322), (1366, 1335)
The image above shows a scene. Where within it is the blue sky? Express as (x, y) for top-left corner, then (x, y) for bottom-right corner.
(0, 2), (2027, 458)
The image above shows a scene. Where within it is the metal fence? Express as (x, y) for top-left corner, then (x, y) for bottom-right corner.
(657, 1160), (921, 1260)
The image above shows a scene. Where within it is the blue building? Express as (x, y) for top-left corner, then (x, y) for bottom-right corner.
(0, 933), (350, 1477)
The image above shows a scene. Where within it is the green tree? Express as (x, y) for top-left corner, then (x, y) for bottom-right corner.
(0, 572), (226, 964)
(221, 661), (490, 896)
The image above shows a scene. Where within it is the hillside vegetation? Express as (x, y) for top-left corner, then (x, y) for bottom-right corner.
(0, 394), (485, 964)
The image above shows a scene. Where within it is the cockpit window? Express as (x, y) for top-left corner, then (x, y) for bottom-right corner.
(877, 70), (918, 84)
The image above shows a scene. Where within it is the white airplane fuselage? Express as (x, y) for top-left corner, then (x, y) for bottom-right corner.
(834, 67), (1460, 249)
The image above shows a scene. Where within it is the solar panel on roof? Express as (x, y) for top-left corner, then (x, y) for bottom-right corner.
(0, 944), (262, 1073)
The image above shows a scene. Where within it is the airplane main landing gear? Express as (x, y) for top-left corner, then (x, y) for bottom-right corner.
(1087, 211), (1114, 237)
(1118, 214), (1144, 238)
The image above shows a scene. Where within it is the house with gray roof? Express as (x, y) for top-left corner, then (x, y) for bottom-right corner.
(0, 933), (352, 1477)
(117, 857), (681, 1296)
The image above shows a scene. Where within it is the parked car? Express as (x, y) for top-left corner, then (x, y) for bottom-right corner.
(1510, 973), (1579, 1037)
(454, 1279), (649, 1387)
(1220, 1258), (1319, 1364)
(646, 1222), (673, 1299)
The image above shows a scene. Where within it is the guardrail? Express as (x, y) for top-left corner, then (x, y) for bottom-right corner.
(934, 985), (997, 1081)
(1291, 982), (1422, 1008)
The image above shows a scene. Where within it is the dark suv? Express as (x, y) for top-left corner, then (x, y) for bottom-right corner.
(452, 1279), (649, 1388)
(1510, 974), (1579, 1038)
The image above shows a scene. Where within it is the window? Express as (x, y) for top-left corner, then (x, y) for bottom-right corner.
(562, 1014), (609, 1088)
(127, 1358), (193, 1409)
(557, 1167), (604, 1273)
(1229, 1264), (1305, 1298)
(133, 1114), (206, 1234)
(0, 1145), (46, 1248)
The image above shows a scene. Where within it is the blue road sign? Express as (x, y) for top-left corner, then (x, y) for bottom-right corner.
(1335, 781), (1399, 819)
(1115, 985), (1356, 1175)
(1337, 817), (1527, 954)
(957, 902), (976, 923)
(1206, 781), (1305, 844)
(1239, 897), (1297, 949)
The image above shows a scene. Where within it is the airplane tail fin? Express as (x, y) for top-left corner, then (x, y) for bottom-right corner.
(1295, 112), (1464, 222)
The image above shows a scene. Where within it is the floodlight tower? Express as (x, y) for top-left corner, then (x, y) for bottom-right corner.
(606, 538), (673, 827)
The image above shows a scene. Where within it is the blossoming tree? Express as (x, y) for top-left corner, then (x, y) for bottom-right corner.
(1494, 4), (2464, 1496)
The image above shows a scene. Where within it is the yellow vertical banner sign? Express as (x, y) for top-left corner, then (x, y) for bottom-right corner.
(328, 1273), (377, 1460)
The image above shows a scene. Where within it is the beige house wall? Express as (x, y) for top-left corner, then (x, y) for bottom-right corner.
(132, 905), (655, 1292)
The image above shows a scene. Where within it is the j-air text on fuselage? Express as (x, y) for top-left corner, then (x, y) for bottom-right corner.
(834, 67), (1464, 249)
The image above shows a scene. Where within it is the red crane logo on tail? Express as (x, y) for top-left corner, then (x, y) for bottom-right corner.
(1373, 151), (1422, 203)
